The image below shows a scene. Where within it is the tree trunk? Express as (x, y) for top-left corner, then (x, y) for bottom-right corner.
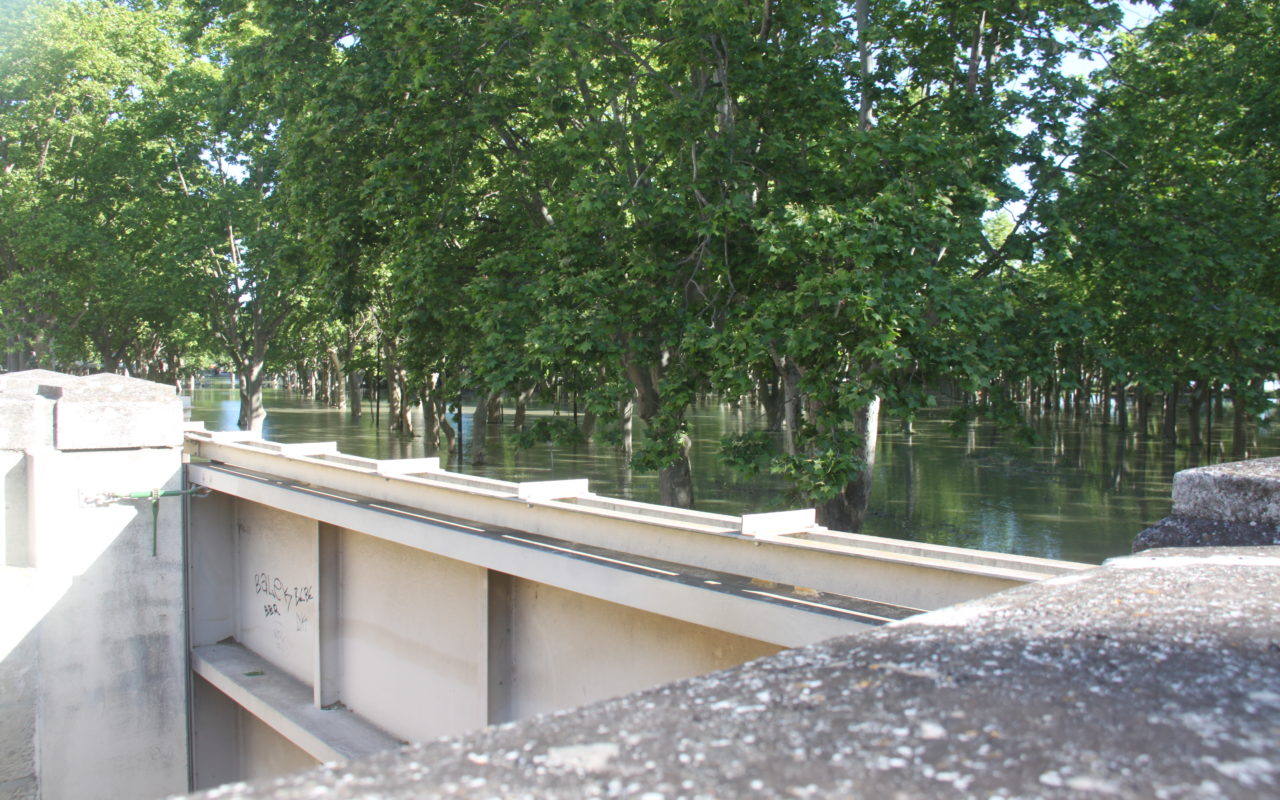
(619, 396), (634, 456)
(422, 391), (442, 456)
(816, 397), (881, 532)
(327, 347), (348, 410)
(394, 370), (412, 434)
(382, 341), (413, 435)
(856, 0), (874, 130)
(1232, 384), (1248, 459)
(472, 391), (492, 467)
(659, 434), (694, 508)
(623, 350), (693, 508)
(347, 369), (364, 419)
(772, 354), (801, 456)
(1136, 387), (1152, 438)
(1162, 382), (1180, 443)
(235, 323), (272, 433)
(581, 409), (597, 441)
(760, 373), (784, 432)
(237, 359), (266, 433)
(1205, 382), (1215, 453)
(1188, 380), (1206, 448)
(384, 342), (400, 430)
(513, 384), (536, 432)
(440, 412), (456, 457)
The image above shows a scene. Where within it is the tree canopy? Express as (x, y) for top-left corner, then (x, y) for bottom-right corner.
(2, 0), (1275, 525)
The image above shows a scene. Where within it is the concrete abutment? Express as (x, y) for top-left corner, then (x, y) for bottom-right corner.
(0, 370), (188, 800)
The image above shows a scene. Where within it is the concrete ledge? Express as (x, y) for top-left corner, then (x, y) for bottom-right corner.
(184, 548), (1280, 799)
(192, 643), (401, 763)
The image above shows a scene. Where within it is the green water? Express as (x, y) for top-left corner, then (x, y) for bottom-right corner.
(188, 385), (1280, 564)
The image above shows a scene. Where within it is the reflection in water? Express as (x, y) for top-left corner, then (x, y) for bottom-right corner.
(189, 385), (1279, 565)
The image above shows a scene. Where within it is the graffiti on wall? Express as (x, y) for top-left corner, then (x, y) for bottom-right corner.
(254, 572), (314, 632)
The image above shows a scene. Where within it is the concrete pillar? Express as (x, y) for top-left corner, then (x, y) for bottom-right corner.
(1133, 456), (1280, 551)
(0, 370), (189, 799)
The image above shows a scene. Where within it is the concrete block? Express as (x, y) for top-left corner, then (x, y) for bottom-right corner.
(0, 370), (71, 396)
(0, 629), (36, 704)
(1172, 457), (1280, 525)
(740, 508), (816, 537)
(54, 398), (184, 450)
(0, 702), (35, 788)
(1132, 514), (1280, 552)
(3, 450), (29, 566)
(374, 458), (441, 475)
(54, 371), (178, 403)
(0, 397), (53, 451)
(0, 371), (189, 800)
(517, 479), (589, 501)
(0, 371), (183, 451)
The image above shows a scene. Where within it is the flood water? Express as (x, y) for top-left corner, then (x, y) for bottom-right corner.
(188, 384), (1280, 565)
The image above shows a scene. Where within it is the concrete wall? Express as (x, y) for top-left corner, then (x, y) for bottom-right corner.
(236, 502), (317, 686)
(191, 675), (319, 788)
(188, 545), (1280, 800)
(492, 576), (779, 722)
(0, 371), (189, 800)
(335, 526), (488, 742)
(188, 500), (782, 786)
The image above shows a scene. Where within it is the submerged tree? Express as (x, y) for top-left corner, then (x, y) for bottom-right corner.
(0, 0), (208, 374)
(1061, 0), (1279, 452)
(0, 0), (311, 429)
(720, 0), (1126, 529)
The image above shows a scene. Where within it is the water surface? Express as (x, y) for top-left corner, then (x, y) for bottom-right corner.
(189, 385), (1279, 564)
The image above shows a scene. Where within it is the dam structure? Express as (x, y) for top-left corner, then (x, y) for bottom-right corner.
(0, 370), (1276, 799)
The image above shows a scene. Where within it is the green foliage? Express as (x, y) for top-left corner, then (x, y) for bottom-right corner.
(27, 0), (1262, 518)
(1060, 0), (1280, 395)
(719, 431), (774, 476)
(0, 0), (206, 371)
(510, 416), (586, 450)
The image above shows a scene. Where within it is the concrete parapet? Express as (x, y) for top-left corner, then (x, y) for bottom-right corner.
(182, 546), (1280, 799)
(1135, 457), (1280, 551)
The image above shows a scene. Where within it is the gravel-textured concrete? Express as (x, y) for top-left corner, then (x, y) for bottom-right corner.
(184, 547), (1280, 799)
(1135, 457), (1280, 551)
(1173, 457), (1280, 526)
(1133, 514), (1280, 552)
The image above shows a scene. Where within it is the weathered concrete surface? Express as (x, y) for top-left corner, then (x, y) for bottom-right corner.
(1134, 514), (1280, 552)
(183, 547), (1280, 800)
(1, 370), (189, 799)
(1135, 457), (1280, 552)
(1172, 457), (1280, 526)
(10, 368), (184, 450)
